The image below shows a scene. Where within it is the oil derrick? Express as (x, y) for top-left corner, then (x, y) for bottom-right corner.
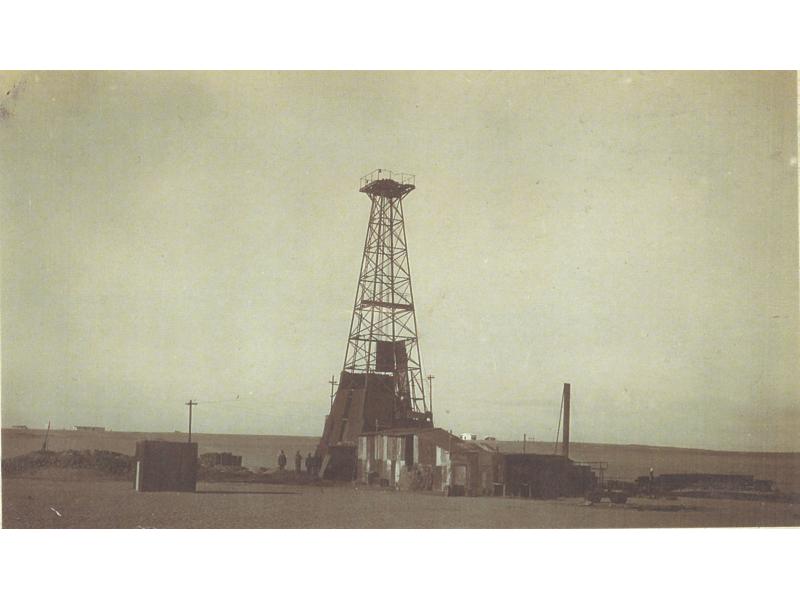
(318, 169), (432, 478)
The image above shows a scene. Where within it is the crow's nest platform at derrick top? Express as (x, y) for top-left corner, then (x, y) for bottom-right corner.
(359, 169), (416, 198)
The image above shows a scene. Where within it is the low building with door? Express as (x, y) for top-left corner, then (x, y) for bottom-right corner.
(356, 427), (499, 496)
(355, 427), (596, 498)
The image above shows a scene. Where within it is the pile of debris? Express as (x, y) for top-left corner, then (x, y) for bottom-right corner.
(196, 463), (324, 485)
(636, 472), (774, 494)
(249, 468), (322, 485)
(199, 452), (243, 468)
(197, 463), (254, 482)
(631, 472), (800, 503)
(397, 464), (434, 491)
(2, 449), (135, 478)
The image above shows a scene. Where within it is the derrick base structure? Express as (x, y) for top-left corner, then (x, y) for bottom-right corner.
(319, 372), (433, 479)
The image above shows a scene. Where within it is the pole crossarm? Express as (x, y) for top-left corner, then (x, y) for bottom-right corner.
(185, 400), (198, 443)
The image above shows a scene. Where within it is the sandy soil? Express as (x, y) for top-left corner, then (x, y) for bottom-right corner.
(3, 474), (799, 528)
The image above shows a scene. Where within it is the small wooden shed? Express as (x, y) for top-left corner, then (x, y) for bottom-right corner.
(134, 440), (198, 492)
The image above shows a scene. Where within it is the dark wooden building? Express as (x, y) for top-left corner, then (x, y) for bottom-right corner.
(134, 440), (198, 492)
(496, 454), (596, 498)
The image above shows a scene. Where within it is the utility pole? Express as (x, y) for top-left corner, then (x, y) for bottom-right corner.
(426, 374), (435, 424)
(562, 383), (571, 458)
(328, 376), (337, 409)
(42, 420), (51, 452)
(185, 400), (198, 443)
(523, 433), (527, 454)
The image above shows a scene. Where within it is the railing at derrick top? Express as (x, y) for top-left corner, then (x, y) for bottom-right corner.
(359, 169), (415, 191)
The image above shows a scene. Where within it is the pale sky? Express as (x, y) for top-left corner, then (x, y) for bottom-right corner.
(1, 71), (797, 451)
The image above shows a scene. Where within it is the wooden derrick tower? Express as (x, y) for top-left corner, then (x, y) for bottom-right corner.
(318, 169), (432, 478)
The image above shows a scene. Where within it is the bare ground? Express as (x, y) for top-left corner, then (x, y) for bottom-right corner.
(3, 473), (799, 528)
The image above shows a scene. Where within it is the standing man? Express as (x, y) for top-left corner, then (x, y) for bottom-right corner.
(294, 450), (302, 473)
(312, 453), (321, 477)
(278, 449), (287, 471)
(649, 467), (655, 498)
(305, 452), (313, 475)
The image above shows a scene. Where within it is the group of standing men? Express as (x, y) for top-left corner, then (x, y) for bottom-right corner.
(277, 449), (321, 476)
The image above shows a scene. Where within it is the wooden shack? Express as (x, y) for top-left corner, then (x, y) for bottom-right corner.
(134, 440), (198, 492)
(356, 427), (500, 496)
(496, 454), (596, 498)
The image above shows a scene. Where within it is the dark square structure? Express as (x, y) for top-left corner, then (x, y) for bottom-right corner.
(134, 440), (198, 492)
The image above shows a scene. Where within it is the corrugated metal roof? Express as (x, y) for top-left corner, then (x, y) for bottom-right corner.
(359, 427), (500, 454)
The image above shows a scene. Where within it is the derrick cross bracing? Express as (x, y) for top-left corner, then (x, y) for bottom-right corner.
(343, 169), (429, 420)
(318, 170), (432, 478)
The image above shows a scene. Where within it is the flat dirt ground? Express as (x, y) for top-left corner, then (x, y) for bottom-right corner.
(3, 473), (800, 528)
